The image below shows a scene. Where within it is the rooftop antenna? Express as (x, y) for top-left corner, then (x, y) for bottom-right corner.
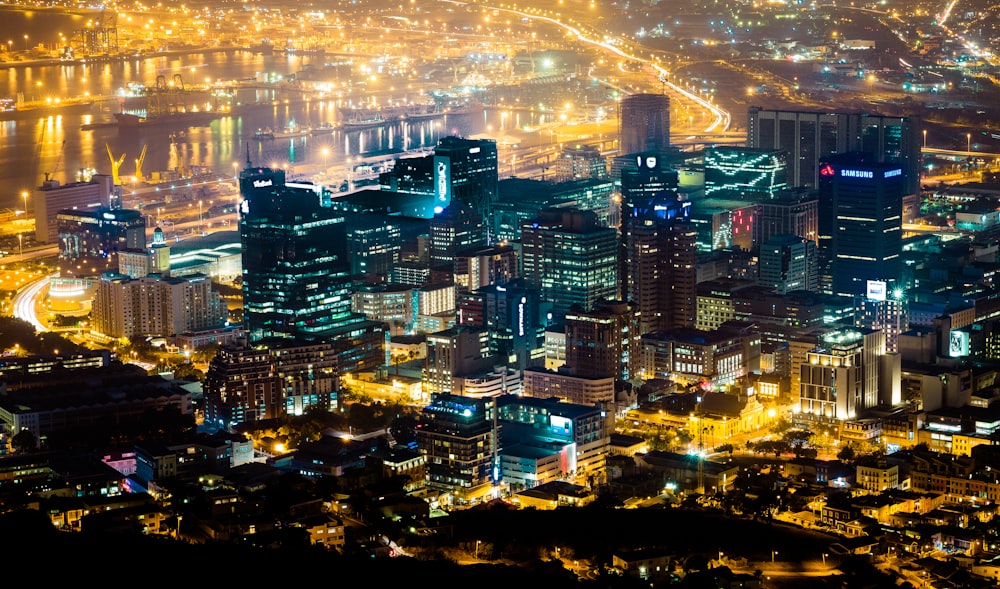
(245, 142), (252, 169)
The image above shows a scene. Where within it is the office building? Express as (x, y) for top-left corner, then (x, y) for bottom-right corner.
(758, 234), (819, 294)
(820, 156), (905, 298)
(522, 367), (616, 406)
(754, 190), (819, 251)
(620, 93), (671, 156)
(521, 209), (618, 319)
(564, 300), (641, 381)
(453, 243), (519, 292)
(746, 107), (921, 195)
(640, 325), (759, 387)
(798, 327), (899, 423)
(554, 144), (608, 182)
(624, 204), (698, 333)
(416, 393), (499, 500)
(56, 207), (146, 280)
(92, 272), (226, 339)
(497, 394), (611, 482)
(704, 147), (788, 201)
(239, 165), (362, 343)
(434, 136), (499, 233)
(494, 177), (617, 242)
(423, 327), (495, 395)
(457, 279), (546, 372)
(33, 174), (115, 243)
(855, 282), (909, 354)
(204, 345), (282, 427)
(429, 202), (487, 269)
(689, 199), (757, 253)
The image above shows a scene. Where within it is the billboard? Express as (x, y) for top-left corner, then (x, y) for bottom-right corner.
(866, 280), (887, 301)
(434, 156), (451, 207)
(948, 330), (969, 358)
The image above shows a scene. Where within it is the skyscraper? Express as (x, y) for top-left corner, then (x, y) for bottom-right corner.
(746, 107), (921, 195)
(819, 156), (905, 298)
(239, 165), (361, 342)
(520, 208), (618, 319)
(620, 93), (671, 156)
(433, 136), (499, 235)
(564, 300), (641, 381)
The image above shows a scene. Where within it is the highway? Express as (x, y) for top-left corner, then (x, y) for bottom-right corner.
(12, 273), (49, 332)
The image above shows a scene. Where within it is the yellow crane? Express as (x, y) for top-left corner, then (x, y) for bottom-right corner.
(106, 144), (126, 186)
(134, 144), (148, 182)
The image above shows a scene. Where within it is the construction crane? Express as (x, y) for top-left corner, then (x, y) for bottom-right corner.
(134, 144), (147, 182)
(106, 144), (126, 186)
(44, 140), (66, 182)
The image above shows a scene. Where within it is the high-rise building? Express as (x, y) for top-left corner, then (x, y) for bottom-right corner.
(92, 272), (227, 338)
(433, 136), (499, 233)
(564, 300), (641, 381)
(855, 282), (908, 354)
(754, 190), (818, 251)
(746, 107), (921, 195)
(520, 209), (618, 319)
(626, 212), (697, 333)
(620, 93), (671, 156)
(422, 326), (495, 395)
(429, 202), (487, 270)
(239, 165), (362, 342)
(797, 327), (899, 423)
(204, 345), (282, 427)
(554, 144), (608, 182)
(704, 147), (788, 201)
(820, 156), (905, 298)
(758, 234), (819, 294)
(453, 243), (519, 293)
(33, 174), (115, 243)
(457, 279), (547, 372)
(416, 393), (498, 499)
(494, 177), (617, 242)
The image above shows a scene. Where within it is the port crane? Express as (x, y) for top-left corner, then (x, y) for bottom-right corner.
(134, 144), (147, 182)
(106, 144), (126, 186)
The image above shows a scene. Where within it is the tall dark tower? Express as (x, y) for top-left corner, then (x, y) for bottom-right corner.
(618, 152), (695, 333)
(619, 93), (671, 156)
(819, 155), (905, 299)
(239, 165), (359, 343)
(434, 136), (499, 239)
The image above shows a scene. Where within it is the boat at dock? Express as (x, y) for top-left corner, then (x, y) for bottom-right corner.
(115, 109), (231, 129)
(310, 122), (337, 135)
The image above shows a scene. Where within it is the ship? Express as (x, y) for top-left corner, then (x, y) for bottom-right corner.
(310, 122), (338, 135)
(341, 114), (388, 130)
(115, 109), (231, 129)
(254, 121), (311, 140)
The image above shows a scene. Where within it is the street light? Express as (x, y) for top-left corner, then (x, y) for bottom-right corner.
(17, 233), (23, 258)
(922, 129), (927, 149)
(772, 550), (778, 562)
(321, 147), (330, 172)
(23, 34), (28, 52)
(21, 191), (28, 217)
(967, 133), (971, 153)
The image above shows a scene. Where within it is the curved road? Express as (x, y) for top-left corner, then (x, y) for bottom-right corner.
(12, 273), (49, 332)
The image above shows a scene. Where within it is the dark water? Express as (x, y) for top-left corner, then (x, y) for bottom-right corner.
(0, 9), (562, 210)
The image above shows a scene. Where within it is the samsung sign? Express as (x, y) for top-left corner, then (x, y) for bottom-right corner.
(840, 169), (874, 179)
(883, 168), (902, 178)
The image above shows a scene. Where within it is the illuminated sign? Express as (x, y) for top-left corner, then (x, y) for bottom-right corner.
(883, 168), (902, 178)
(252, 179), (273, 188)
(435, 158), (450, 204)
(949, 330), (969, 358)
(866, 280), (887, 301)
(469, 147), (481, 154)
(102, 212), (115, 220)
(819, 164), (835, 177)
(240, 200), (250, 215)
(840, 169), (874, 179)
(518, 296), (526, 337)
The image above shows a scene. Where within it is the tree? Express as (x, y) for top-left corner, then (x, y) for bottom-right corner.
(716, 443), (735, 457)
(837, 445), (856, 463)
(11, 429), (37, 453)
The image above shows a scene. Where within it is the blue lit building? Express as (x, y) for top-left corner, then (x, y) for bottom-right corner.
(416, 393), (499, 501)
(819, 155), (905, 299)
(758, 234), (819, 294)
(704, 147), (788, 201)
